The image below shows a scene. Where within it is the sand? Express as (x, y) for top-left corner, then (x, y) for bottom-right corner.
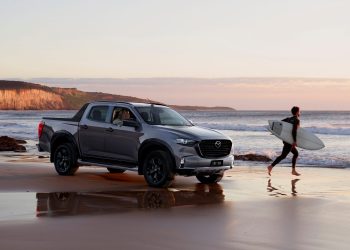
(0, 159), (350, 250)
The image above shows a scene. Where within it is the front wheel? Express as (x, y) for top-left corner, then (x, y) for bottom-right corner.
(53, 143), (79, 176)
(196, 172), (224, 184)
(143, 150), (175, 188)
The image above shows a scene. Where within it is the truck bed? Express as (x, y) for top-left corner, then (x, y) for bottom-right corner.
(43, 103), (90, 122)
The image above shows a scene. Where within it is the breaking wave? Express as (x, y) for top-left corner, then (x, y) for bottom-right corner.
(196, 123), (350, 136)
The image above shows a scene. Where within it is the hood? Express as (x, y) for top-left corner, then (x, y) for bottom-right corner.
(154, 125), (230, 141)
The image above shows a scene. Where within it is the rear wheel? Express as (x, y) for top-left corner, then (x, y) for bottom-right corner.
(107, 168), (126, 174)
(143, 150), (175, 188)
(196, 172), (224, 184)
(53, 143), (79, 176)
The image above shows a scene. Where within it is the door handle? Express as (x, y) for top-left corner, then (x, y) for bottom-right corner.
(106, 127), (114, 132)
(80, 124), (88, 129)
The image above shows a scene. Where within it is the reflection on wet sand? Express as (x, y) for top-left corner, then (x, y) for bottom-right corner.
(36, 184), (225, 217)
(291, 179), (300, 196)
(267, 179), (300, 197)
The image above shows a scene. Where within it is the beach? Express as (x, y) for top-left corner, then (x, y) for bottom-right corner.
(0, 158), (350, 250)
(0, 110), (350, 249)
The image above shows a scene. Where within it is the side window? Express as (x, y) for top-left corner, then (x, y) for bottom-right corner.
(111, 107), (136, 125)
(87, 106), (109, 122)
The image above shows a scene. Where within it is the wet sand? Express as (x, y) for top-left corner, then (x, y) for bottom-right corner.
(0, 161), (350, 250)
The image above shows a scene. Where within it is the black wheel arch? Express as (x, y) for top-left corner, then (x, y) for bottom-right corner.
(138, 139), (176, 175)
(50, 131), (80, 162)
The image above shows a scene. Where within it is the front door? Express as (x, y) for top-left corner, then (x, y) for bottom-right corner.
(104, 107), (143, 163)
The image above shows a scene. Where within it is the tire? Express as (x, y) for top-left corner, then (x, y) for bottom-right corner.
(143, 150), (175, 188)
(196, 172), (224, 184)
(53, 143), (79, 176)
(107, 168), (126, 174)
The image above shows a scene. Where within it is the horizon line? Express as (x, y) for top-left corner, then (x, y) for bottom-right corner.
(3, 76), (350, 80)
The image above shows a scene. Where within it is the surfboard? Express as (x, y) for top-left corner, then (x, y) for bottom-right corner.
(267, 120), (325, 150)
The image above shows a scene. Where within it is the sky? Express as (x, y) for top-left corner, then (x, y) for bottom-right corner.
(1, 0), (349, 109)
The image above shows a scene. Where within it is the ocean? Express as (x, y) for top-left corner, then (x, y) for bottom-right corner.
(0, 110), (349, 168)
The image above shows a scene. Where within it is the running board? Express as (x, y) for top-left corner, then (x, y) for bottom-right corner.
(77, 160), (138, 172)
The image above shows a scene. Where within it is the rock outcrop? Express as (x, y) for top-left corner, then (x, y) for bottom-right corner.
(0, 136), (27, 152)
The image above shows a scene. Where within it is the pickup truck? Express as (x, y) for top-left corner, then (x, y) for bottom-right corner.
(38, 101), (234, 187)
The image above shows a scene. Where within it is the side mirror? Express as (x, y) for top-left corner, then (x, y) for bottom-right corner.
(123, 120), (140, 128)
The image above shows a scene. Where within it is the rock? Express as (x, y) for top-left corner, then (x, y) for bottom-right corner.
(38, 155), (49, 159)
(0, 136), (27, 152)
(234, 154), (271, 162)
(15, 139), (27, 144)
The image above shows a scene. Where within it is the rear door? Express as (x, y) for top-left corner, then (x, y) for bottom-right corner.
(79, 105), (111, 158)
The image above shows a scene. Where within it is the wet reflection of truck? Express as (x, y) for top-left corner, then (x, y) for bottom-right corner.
(36, 184), (225, 217)
(38, 102), (234, 187)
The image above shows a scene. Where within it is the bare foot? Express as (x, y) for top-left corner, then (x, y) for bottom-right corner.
(291, 170), (301, 176)
(267, 165), (273, 176)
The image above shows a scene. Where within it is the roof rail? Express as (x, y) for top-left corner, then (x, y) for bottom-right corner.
(93, 100), (133, 105)
(92, 100), (168, 106)
(148, 102), (167, 106)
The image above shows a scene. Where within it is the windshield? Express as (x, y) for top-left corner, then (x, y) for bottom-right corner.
(136, 106), (192, 126)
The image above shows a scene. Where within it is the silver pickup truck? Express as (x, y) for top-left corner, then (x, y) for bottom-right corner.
(38, 101), (234, 187)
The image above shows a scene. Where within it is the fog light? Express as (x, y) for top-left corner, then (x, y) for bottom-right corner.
(180, 157), (185, 168)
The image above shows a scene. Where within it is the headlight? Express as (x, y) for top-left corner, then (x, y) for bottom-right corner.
(176, 138), (197, 146)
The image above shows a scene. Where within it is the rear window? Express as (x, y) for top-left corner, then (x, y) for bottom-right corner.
(87, 106), (109, 122)
(72, 103), (90, 122)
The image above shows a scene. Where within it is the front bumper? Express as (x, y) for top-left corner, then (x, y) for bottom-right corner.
(175, 154), (234, 176)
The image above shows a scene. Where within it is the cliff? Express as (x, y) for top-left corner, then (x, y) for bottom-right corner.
(0, 89), (65, 110)
(0, 80), (158, 110)
(0, 80), (235, 111)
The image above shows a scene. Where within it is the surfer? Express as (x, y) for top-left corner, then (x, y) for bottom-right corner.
(268, 106), (301, 176)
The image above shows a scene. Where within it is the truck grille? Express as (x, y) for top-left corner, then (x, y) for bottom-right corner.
(198, 140), (232, 158)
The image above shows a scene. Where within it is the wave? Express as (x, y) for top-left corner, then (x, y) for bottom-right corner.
(196, 123), (350, 135)
(0, 122), (19, 127)
(197, 123), (267, 132)
(306, 126), (350, 136)
(234, 149), (350, 168)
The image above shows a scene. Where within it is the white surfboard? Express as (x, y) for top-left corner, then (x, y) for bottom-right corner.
(267, 120), (325, 150)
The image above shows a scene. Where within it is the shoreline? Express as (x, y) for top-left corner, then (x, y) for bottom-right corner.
(1, 150), (349, 169)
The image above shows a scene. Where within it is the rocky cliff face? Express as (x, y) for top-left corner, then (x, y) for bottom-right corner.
(0, 80), (161, 110)
(0, 89), (65, 110)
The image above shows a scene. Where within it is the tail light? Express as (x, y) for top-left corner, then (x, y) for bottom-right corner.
(38, 121), (45, 138)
